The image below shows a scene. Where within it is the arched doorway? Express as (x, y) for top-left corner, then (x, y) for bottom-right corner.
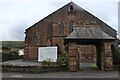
(77, 45), (97, 71)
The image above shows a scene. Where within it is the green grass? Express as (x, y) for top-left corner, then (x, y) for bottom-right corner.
(1, 41), (24, 49)
(90, 63), (97, 68)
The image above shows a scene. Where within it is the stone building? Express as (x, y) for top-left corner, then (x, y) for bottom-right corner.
(24, 2), (117, 71)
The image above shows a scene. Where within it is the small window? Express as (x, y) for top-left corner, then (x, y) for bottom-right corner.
(70, 5), (74, 12)
(59, 21), (64, 36)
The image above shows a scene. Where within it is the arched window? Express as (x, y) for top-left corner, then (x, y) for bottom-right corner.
(47, 22), (52, 35)
(69, 5), (74, 12)
(59, 21), (64, 36)
(69, 21), (74, 34)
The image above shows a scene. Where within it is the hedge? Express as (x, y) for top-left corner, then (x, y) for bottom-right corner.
(111, 45), (120, 65)
(2, 64), (67, 73)
(2, 53), (23, 62)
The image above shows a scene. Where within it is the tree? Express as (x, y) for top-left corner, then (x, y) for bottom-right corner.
(111, 45), (120, 65)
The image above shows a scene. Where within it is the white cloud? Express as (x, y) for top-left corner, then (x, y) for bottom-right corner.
(0, 0), (119, 40)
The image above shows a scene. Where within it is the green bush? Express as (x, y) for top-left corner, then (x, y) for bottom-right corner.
(10, 51), (19, 56)
(41, 60), (51, 65)
(57, 53), (68, 67)
(2, 51), (23, 62)
(41, 58), (55, 66)
(111, 45), (120, 65)
(90, 63), (97, 68)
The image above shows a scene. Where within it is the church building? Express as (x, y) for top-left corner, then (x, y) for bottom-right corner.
(24, 2), (117, 71)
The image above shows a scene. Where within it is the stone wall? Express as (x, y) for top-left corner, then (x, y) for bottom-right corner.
(68, 43), (78, 71)
(104, 42), (113, 70)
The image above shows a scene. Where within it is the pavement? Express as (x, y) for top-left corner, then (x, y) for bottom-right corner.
(2, 71), (119, 78)
(1, 59), (120, 80)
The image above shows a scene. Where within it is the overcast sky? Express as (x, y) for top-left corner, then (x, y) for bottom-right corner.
(0, 0), (119, 41)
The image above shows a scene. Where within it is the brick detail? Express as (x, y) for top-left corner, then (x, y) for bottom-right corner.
(68, 43), (77, 71)
(104, 43), (113, 70)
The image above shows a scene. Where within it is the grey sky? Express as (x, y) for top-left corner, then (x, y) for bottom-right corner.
(118, 1), (120, 39)
(0, 0), (119, 41)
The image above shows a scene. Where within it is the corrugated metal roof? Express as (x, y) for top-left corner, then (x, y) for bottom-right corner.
(66, 25), (115, 39)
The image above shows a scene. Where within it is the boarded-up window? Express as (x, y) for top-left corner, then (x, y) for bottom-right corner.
(47, 22), (52, 35)
(69, 21), (74, 34)
(59, 22), (64, 36)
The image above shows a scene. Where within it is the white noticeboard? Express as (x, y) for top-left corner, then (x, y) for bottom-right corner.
(38, 46), (57, 62)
